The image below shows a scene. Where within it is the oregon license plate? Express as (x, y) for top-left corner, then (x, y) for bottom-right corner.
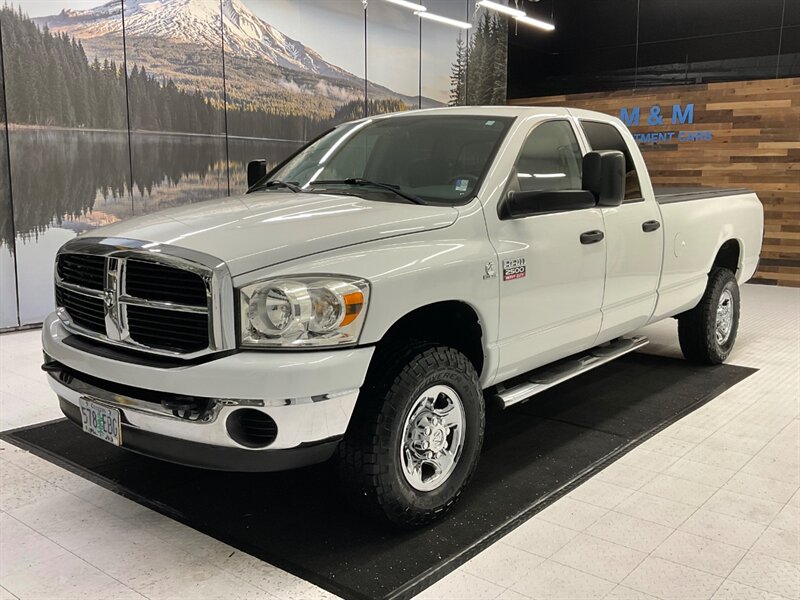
(78, 398), (122, 446)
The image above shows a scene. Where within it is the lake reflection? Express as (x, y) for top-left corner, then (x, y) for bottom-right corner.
(5, 127), (302, 324)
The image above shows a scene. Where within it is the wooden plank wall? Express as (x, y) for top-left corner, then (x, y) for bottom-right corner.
(509, 77), (800, 287)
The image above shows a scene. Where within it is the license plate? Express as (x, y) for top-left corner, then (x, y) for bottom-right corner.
(78, 398), (122, 446)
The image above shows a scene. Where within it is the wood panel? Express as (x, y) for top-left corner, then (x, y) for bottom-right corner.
(509, 78), (800, 287)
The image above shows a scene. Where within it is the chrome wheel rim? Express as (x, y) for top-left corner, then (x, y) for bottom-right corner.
(400, 385), (465, 492)
(715, 289), (734, 345)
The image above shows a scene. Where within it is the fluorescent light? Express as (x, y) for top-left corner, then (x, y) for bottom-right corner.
(386, 0), (427, 11)
(515, 14), (555, 31)
(533, 173), (566, 178)
(416, 11), (472, 29)
(478, 0), (524, 18)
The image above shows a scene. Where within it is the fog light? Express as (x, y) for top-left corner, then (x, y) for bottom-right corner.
(226, 409), (278, 448)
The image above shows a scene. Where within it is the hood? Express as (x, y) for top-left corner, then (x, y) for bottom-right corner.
(90, 192), (459, 276)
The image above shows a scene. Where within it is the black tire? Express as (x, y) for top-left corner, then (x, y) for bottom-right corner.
(337, 345), (485, 528)
(678, 267), (740, 365)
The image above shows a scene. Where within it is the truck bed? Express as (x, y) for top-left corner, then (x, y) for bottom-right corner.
(654, 186), (752, 205)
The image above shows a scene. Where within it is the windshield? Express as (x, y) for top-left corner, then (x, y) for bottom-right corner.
(265, 114), (514, 205)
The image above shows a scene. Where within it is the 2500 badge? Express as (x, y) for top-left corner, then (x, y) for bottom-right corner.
(503, 258), (526, 281)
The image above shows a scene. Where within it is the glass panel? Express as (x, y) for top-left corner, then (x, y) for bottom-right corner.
(225, 0), (366, 195)
(466, 0), (508, 105)
(421, 0), (469, 107)
(123, 0), (228, 216)
(511, 121), (582, 193)
(367, 0), (421, 115)
(0, 18), (18, 328)
(3, 2), (131, 324)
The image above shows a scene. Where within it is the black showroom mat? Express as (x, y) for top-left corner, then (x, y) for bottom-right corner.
(2, 353), (754, 600)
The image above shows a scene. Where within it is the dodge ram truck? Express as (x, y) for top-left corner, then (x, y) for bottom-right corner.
(43, 107), (764, 527)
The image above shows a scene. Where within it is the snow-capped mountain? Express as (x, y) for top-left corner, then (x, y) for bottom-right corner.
(35, 0), (354, 80)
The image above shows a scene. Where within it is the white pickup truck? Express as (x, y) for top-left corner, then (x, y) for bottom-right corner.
(43, 107), (763, 527)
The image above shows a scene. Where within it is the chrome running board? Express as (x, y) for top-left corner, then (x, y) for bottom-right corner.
(491, 335), (649, 409)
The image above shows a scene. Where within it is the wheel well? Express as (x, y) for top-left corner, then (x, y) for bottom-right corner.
(376, 301), (484, 377)
(713, 240), (741, 275)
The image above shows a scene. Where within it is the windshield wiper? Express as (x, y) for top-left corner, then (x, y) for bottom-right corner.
(311, 178), (426, 205)
(252, 179), (302, 193)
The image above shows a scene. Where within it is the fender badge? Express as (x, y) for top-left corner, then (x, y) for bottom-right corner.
(502, 258), (526, 281)
(483, 261), (496, 280)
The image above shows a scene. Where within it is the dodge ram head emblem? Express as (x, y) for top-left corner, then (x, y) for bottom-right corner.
(103, 289), (115, 309)
(483, 261), (496, 280)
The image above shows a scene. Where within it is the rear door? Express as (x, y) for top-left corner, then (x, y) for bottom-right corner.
(484, 118), (606, 383)
(577, 118), (664, 341)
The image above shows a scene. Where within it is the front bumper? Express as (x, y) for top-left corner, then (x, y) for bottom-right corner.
(42, 313), (375, 471)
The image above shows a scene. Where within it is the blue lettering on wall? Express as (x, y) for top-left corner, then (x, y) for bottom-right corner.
(619, 106), (640, 127)
(672, 103), (694, 124)
(620, 102), (710, 143)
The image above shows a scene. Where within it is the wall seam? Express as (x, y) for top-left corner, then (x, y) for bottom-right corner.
(776, 0), (786, 78)
(0, 21), (21, 327)
(220, 0), (231, 196)
(120, 0), (135, 208)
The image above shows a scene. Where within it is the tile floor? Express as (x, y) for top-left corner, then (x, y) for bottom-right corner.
(1, 283), (798, 600)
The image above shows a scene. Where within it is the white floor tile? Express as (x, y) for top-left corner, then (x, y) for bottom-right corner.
(751, 527), (800, 564)
(1, 552), (145, 600)
(612, 491), (696, 528)
(728, 552), (800, 599)
(652, 530), (746, 577)
(0, 513), (68, 579)
(550, 533), (646, 583)
(622, 556), (723, 600)
(703, 489), (784, 526)
(680, 509), (767, 549)
(585, 511), (673, 554)
(414, 570), (505, 600)
(510, 560), (616, 600)
(536, 497), (609, 532)
(461, 543), (544, 588)
(501, 517), (579, 558)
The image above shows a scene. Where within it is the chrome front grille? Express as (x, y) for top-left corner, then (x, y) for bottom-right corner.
(54, 238), (234, 358)
(125, 259), (209, 307)
(57, 254), (106, 290)
(55, 286), (106, 333)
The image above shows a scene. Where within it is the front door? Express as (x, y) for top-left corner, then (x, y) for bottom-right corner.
(484, 119), (606, 383)
(578, 119), (664, 340)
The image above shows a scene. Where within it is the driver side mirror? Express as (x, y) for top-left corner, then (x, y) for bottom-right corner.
(247, 159), (268, 189)
(582, 150), (625, 207)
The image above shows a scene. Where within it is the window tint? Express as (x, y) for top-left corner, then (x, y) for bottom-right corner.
(581, 121), (643, 202)
(510, 120), (583, 194)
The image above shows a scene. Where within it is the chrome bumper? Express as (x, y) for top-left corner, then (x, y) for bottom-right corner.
(46, 363), (359, 453)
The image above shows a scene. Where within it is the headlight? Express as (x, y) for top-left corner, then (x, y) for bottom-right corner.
(239, 276), (369, 348)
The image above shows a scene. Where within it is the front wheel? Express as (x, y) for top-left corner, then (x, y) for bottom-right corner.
(338, 345), (485, 528)
(678, 267), (740, 364)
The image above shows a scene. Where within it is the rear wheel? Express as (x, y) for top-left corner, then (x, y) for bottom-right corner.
(678, 267), (740, 364)
(338, 345), (484, 528)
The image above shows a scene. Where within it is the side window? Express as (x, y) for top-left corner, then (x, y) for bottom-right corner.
(511, 121), (583, 194)
(581, 121), (643, 202)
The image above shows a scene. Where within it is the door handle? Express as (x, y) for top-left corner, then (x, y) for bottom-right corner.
(642, 220), (661, 232)
(580, 230), (605, 245)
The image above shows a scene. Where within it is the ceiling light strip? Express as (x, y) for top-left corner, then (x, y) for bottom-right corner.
(385, 0), (427, 11)
(416, 11), (472, 29)
(477, 0), (524, 18)
(515, 14), (555, 31)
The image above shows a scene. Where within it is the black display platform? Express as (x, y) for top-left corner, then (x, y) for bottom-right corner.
(2, 353), (755, 600)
